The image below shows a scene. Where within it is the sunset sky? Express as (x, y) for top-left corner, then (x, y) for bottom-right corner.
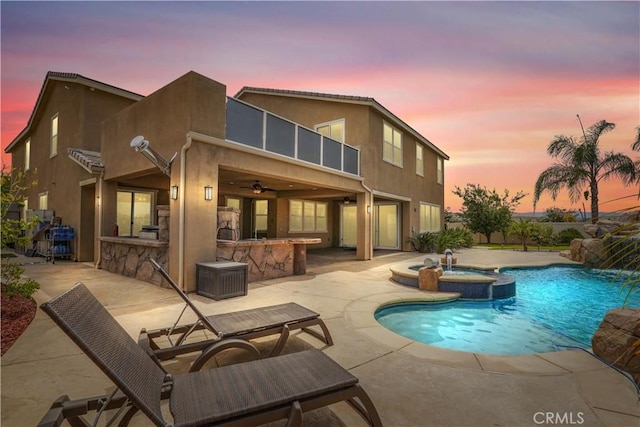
(2, 1), (638, 214)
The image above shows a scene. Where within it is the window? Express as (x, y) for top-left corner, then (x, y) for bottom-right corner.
(39, 192), (48, 210)
(289, 200), (327, 232)
(315, 119), (344, 142)
(419, 202), (441, 232)
(226, 197), (240, 210)
(437, 157), (443, 184)
(383, 122), (402, 167)
(416, 144), (424, 176)
(50, 114), (59, 157)
(254, 200), (268, 232)
(116, 190), (153, 236)
(25, 139), (31, 170)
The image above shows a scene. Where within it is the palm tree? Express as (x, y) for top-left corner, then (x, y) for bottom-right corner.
(534, 119), (637, 223)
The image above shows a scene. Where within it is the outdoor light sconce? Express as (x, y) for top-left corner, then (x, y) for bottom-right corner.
(204, 186), (213, 201)
(171, 185), (179, 200)
(367, 205), (372, 214)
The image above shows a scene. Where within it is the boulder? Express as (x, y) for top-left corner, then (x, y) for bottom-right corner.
(584, 220), (623, 238)
(592, 308), (640, 387)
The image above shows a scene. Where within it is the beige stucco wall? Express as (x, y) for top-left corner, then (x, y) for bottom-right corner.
(237, 92), (445, 252)
(7, 81), (138, 261)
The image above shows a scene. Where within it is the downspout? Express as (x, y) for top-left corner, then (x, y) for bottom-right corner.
(94, 171), (104, 268)
(360, 180), (375, 260)
(178, 134), (193, 289)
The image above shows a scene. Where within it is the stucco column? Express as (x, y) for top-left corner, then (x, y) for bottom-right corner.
(356, 192), (373, 260)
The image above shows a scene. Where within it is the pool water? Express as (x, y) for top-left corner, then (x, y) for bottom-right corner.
(375, 266), (639, 355)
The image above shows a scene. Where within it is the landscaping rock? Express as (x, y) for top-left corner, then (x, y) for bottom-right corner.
(592, 308), (640, 386)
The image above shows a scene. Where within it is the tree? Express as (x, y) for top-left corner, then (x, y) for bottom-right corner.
(508, 219), (536, 252)
(1, 166), (41, 298)
(452, 184), (526, 244)
(533, 119), (637, 224)
(540, 207), (576, 222)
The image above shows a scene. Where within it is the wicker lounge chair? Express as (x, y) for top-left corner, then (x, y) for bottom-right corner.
(39, 283), (383, 427)
(138, 259), (333, 371)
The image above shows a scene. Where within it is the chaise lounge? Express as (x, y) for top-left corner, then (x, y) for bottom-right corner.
(139, 259), (334, 371)
(39, 283), (383, 426)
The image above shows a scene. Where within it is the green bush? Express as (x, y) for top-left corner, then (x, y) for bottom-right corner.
(436, 228), (474, 253)
(408, 232), (437, 253)
(1, 261), (40, 299)
(557, 227), (584, 244)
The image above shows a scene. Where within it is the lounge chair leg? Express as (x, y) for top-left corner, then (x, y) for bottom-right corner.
(347, 385), (383, 427)
(302, 319), (334, 346)
(190, 339), (261, 372)
(285, 401), (302, 427)
(269, 324), (290, 357)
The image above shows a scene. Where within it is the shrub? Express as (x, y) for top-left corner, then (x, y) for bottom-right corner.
(1, 261), (40, 299)
(557, 227), (584, 244)
(436, 228), (474, 254)
(408, 232), (437, 253)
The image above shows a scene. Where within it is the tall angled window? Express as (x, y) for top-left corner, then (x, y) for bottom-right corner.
(50, 114), (59, 157)
(437, 157), (443, 184)
(254, 199), (268, 232)
(25, 138), (31, 170)
(416, 144), (424, 176)
(383, 122), (402, 167)
(315, 119), (345, 142)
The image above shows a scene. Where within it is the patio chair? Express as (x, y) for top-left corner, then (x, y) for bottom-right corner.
(139, 259), (333, 372)
(39, 282), (383, 427)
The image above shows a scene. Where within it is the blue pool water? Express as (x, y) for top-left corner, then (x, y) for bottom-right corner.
(375, 266), (639, 355)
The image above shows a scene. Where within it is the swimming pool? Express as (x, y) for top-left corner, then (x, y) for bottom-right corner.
(375, 265), (639, 355)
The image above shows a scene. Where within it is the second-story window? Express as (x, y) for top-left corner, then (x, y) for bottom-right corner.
(416, 144), (424, 176)
(25, 138), (31, 170)
(315, 119), (344, 142)
(437, 157), (443, 184)
(383, 122), (403, 167)
(50, 114), (59, 157)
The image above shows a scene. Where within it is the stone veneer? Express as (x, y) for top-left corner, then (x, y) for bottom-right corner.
(216, 241), (294, 282)
(99, 238), (169, 287)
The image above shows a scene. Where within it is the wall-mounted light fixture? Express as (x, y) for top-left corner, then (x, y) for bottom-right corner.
(343, 196), (351, 205)
(171, 185), (179, 200)
(204, 186), (213, 201)
(367, 205), (372, 214)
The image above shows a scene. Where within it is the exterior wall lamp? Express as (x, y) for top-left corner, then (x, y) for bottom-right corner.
(171, 185), (179, 200)
(367, 205), (372, 214)
(204, 186), (213, 201)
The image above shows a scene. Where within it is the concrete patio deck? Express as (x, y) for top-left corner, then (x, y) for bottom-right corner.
(1, 247), (638, 426)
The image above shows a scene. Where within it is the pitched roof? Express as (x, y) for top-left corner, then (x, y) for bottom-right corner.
(235, 86), (449, 160)
(5, 72), (143, 153)
(67, 148), (104, 174)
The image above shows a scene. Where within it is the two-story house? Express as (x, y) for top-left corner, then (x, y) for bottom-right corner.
(5, 70), (448, 291)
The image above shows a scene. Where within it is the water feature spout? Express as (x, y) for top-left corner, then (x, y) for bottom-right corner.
(444, 248), (454, 272)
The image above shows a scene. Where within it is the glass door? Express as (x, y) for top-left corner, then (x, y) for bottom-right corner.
(340, 204), (357, 247)
(374, 203), (399, 249)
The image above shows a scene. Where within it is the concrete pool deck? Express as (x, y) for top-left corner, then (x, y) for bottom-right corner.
(1, 247), (639, 426)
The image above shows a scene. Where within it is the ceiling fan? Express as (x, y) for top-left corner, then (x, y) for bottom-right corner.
(240, 180), (276, 194)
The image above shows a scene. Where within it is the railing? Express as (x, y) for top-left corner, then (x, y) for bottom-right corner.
(226, 98), (360, 176)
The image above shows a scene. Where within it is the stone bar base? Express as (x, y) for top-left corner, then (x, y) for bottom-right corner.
(99, 237), (169, 287)
(216, 238), (320, 283)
